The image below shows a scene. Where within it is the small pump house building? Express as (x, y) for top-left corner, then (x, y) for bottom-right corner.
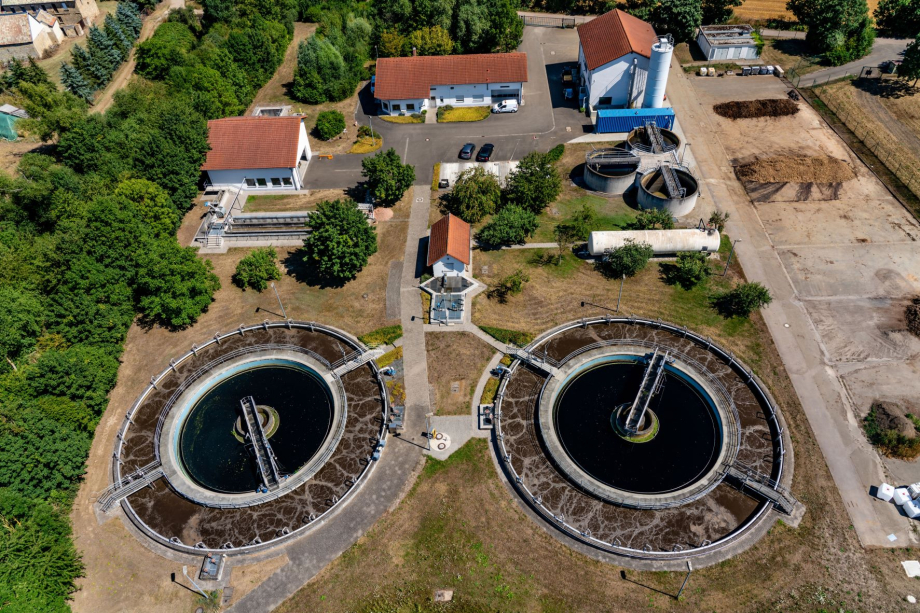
(427, 213), (470, 277)
(201, 116), (312, 190)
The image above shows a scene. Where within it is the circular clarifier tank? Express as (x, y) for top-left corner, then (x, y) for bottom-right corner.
(553, 359), (720, 496)
(637, 166), (699, 216)
(627, 126), (681, 153)
(583, 147), (641, 194)
(178, 364), (333, 494)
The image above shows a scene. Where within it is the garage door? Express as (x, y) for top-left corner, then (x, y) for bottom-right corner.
(491, 89), (520, 101)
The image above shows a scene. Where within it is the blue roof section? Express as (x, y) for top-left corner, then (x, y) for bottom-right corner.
(596, 107), (675, 133)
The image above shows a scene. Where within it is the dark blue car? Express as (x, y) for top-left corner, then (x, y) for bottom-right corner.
(476, 143), (494, 162)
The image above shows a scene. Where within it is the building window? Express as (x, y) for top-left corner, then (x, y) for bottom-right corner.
(456, 96), (464, 103)
(598, 96), (612, 106)
(472, 95), (484, 102)
(282, 177), (293, 186)
(245, 179), (256, 188)
(500, 85), (510, 88)
(256, 178), (267, 187)
(271, 178), (282, 187)
(383, 101), (389, 110)
(392, 103), (401, 111)
(406, 103), (415, 111)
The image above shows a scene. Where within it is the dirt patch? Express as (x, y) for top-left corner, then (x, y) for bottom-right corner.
(714, 98), (800, 120)
(907, 298), (920, 337)
(871, 400), (916, 438)
(426, 332), (495, 416)
(735, 155), (855, 183)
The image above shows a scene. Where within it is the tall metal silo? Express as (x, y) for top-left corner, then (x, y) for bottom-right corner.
(642, 35), (674, 109)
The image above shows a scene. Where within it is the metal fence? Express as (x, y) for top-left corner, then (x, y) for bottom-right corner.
(521, 15), (576, 28)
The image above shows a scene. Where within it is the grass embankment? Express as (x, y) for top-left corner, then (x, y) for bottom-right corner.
(438, 106), (491, 122)
(431, 163), (441, 191)
(358, 325), (403, 347)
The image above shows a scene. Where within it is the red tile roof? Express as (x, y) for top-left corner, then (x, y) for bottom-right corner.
(578, 9), (658, 70)
(201, 116), (303, 171)
(428, 214), (471, 267)
(375, 53), (528, 101)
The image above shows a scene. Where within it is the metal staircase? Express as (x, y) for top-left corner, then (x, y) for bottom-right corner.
(240, 396), (281, 492)
(726, 460), (798, 515)
(98, 461), (165, 512)
(332, 348), (384, 377)
(645, 121), (666, 154)
(506, 346), (561, 378)
(659, 163), (686, 199)
(624, 349), (670, 433)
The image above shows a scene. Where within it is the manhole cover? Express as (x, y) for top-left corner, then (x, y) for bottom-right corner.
(451, 381), (460, 394)
(432, 431), (452, 452)
(481, 265), (489, 274)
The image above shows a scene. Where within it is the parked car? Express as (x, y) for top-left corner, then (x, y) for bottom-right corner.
(476, 143), (494, 162)
(370, 75), (375, 94)
(458, 143), (475, 159)
(491, 99), (518, 113)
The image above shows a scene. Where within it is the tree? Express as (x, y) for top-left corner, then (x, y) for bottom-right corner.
(503, 151), (562, 214)
(477, 205), (538, 246)
(554, 202), (597, 262)
(16, 83), (88, 143)
(702, 0), (744, 24)
(379, 30), (407, 57)
(114, 179), (181, 239)
(900, 34), (920, 87)
(0, 288), (43, 369)
(598, 239), (654, 278)
(302, 200), (378, 280)
(87, 26), (121, 80)
(713, 281), (773, 317)
(488, 268), (529, 303)
(135, 22), (197, 80)
(2, 57), (50, 92)
(484, 0), (525, 52)
(633, 208), (674, 230)
(656, 0), (703, 43)
(408, 25), (454, 55)
(233, 247), (282, 291)
(60, 63), (93, 103)
(442, 166), (501, 223)
(315, 110), (345, 140)
(361, 148), (416, 205)
(291, 35), (352, 103)
(116, 1), (143, 39)
(135, 240), (221, 328)
(708, 209), (730, 232)
(788, 0), (874, 64)
(671, 251), (712, 289)
(69, 43), (97, 88)
(105, 13), (134, 57)
(874, 0), (920, 37)
(26, 345), (119, 416)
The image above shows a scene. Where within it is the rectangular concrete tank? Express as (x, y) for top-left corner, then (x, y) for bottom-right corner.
(588, 228), (721, 256)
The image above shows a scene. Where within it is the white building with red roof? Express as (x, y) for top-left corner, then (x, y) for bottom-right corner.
(374, 52), (528, 116)
(576, 9), (662, 110)
(201, 115), (311, 190)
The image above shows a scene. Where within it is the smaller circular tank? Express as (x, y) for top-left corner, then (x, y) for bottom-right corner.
(627, 126), (681, 153)
(583, 148), (641, 195)
(637, 166), (699, 217)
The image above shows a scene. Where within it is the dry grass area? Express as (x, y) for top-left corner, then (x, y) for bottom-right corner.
(379, 114), (424, 124)
(348, 135), (383, 154)
(760, 38), (822, 75)
(735, 155), (856, 183)
(246, 22), (316, 111)
(426, 332), (495, 416)
(736, 0), (878, 19)
(714, 98), (799, 120)
(244, 188), (357, 213)
(438, 106), (491, 122)
(0, 138), (47, 174)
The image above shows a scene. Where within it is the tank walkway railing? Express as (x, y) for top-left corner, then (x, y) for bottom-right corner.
(645, 121), (665, 154)
(726, 460), (798, 515)
(333, 348), (384, 377)
(660, 163), (687, 199)
(228, 212), (313, 227)
(240, 396), (281, 492)
(98, 462), (165, 512)
(624, 348), (670, 433)
(506, 346), (561, 378)
(586, 149), (641, 169)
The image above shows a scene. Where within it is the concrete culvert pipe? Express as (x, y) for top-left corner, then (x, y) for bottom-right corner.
(583, 148), (641, 195)
(588, 228), (721, 257)
(637, 166), (699, 217)
(627, 126), (681, 154)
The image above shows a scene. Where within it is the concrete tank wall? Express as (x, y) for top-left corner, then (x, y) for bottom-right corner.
(626, 127), (681, 152)
(583, 162), (639, 195)
(588, 229), (721, 256)
(637, 167), (699, 217)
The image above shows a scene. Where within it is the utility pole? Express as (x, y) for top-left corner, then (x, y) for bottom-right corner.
(616, 274), (625, 312)
(676, 561), (692, 600)
(722, 239), (740, 276)
(270, 282), (287, 319)
(182, 565), (209, 599)
(425, 412), (434, 451)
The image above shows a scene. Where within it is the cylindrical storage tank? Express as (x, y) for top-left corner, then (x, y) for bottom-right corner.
(583, 148), (641, 195)
(588, 229), (720, 256)
(626, 126), (681, 153)
(637, 166), (699, 216)
(643, 36), (674, 109)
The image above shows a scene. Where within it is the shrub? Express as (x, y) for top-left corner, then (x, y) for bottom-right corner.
(358, 325), (403, 347)
(597, 240), (654, 278)
(361, 148), (416, 205)
(633, 208), (674, 230)
(436, 104), (454, 120)
(546, 144), (565, 163)
(479, 325), (534, 347)
(315, 110), (345, 141)
(232, 247), (281, 291)
(863, 403), (920, 459)
(477, 205), (538, 246)
(357, 124), (380, 140)
(708, 210), (730, 232)
(488, 269), (529, 303)
(713, 282), (773, 317)
(671, 252), (712, 289)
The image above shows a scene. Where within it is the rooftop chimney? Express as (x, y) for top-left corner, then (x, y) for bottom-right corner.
(412, 47), (417, 57)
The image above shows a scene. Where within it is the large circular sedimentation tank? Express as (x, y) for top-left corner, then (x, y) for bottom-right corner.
(626, 125), (681, 153)
(493, 317), (793, 566)
(109, 321), (388, 555)
(637, 166), (699, 216)
(583, 148), (641, 195)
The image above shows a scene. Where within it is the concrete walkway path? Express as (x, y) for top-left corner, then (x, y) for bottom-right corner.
(665, 56), (911, 548)
(423, 322), (508, 353)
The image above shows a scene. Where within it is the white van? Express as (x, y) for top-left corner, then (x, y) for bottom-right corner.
(491, 99), (518, 113)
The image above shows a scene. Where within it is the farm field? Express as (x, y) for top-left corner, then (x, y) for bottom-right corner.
(734, 0), (878, 20)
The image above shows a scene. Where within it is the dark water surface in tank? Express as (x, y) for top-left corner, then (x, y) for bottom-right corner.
(179, 365), (332, 493)
(554, 360), (720, 494)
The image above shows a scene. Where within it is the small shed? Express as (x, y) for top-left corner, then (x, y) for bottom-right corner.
(427, 213), (470, 278)
(696, 25), (760, 61)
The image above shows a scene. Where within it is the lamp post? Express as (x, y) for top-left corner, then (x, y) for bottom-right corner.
(270, 282), (287, 319)
(425, 412), (434, 451)
(616, 273), (625, 312)
(182, 565), (209, 599)
(722, 239), (740, 276)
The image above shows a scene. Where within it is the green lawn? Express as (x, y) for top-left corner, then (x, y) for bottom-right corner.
(531, 193), (637, 243)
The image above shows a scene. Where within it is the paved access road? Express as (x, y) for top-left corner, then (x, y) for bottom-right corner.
(799, 37), (911, 85)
